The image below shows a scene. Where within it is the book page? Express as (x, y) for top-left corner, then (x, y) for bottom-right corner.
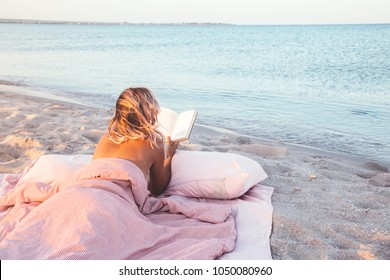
(171, 110), (197, 141)
(157, 107), (178, 137)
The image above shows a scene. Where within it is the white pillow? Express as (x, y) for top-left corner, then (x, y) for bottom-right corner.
(165, 151), (267, 199)
(17, 154), (92, 187)
(16, 151), (267, 200)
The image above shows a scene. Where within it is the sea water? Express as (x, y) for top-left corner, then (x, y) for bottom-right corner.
(0, 23), (389, 164)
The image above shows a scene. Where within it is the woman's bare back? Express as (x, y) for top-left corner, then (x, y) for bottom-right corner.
(93, 134), (159, 179)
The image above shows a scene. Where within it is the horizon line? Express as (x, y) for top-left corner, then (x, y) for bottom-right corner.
(0, 18), (389, 26)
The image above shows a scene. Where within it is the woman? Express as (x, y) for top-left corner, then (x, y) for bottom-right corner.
(93, 87), (179, 196)
(0, 87), (236, 260)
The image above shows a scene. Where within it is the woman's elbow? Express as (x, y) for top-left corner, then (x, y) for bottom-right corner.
(148, 182), (167, 197)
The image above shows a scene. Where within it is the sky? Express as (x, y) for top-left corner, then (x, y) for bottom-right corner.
(0, 0), (389, 25)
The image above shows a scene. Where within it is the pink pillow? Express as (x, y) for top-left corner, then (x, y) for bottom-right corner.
(165, 151), (267, 199)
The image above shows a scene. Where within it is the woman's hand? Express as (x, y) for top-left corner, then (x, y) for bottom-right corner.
(164, 136), (180, 159)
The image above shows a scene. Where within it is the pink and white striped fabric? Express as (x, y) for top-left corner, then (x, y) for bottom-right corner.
(0, 158), (236, 259)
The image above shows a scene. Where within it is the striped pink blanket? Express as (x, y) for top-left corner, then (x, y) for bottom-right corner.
(0, 158), (236, 259)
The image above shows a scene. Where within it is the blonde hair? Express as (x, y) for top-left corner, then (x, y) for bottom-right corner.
(107, 87), (163, 147)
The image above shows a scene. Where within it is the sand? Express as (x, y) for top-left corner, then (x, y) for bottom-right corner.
(1, 86), (389, 260)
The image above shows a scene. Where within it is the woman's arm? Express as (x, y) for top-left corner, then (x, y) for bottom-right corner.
(148, 137), (179, 196)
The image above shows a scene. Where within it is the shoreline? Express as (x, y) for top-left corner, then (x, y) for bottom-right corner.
(0, 82), (105, 109)
(1, 86), (389, 259)
(1, 82), (388, 169)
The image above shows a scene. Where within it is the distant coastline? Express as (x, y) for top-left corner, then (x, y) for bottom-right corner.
(0, 18), (232, 26)
(1, 18), (389, 26)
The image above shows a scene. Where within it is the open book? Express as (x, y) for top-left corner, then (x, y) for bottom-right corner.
(157, 107), (198, 142)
